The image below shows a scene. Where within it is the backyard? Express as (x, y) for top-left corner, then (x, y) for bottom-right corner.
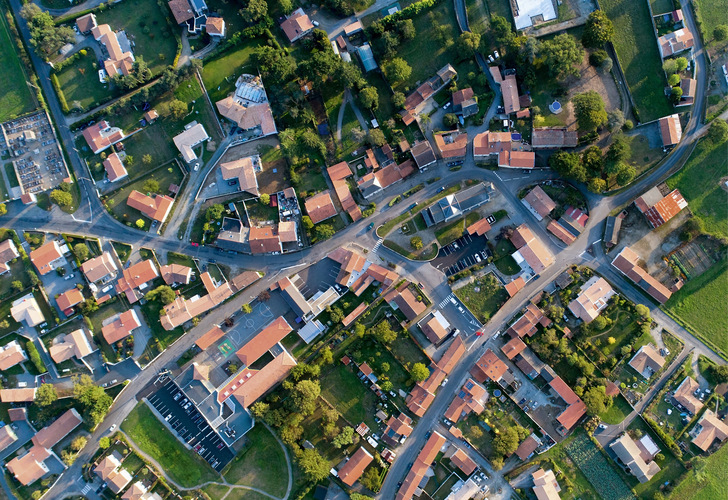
(599, 0), (673, 122)
(201, 37), (263, 104)
(54, 51), (110, 112)
(319, 363), (379, 429)
(121, 402), (219, 488)
(0, 12), (35, 121)
(454, 273), (508, 323)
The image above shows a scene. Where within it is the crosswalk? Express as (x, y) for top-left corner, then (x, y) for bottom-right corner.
(81, 483), (93, 495)
(439, 293), (455, 309)
(372, 238), (383, 253)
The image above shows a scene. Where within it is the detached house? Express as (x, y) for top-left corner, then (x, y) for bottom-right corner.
(30, 240), (65, 275)
(0, 238), (20, 275)
(567, 276), (615, 323)
(279, 8), (314, 43)
(452, 88), (478, 117)
(628, 345), (665, 379)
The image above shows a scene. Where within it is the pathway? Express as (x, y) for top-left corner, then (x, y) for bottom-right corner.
(120, 427), (291, 500)
(177, 30), (192, 69)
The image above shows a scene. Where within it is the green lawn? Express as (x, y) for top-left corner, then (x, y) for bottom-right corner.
(222, 425), (287, 498)
(320, 363), (380, 429)
(492, 238), (520, 275)
(664, 258), (728, 355)
(112, 241), (132, 263)
(485, 0), (511, 19)
(666, 136), (728, 239)
(203, 483), (231, 498)
(626, 418), (687, 498)
(385, 0), (461, 92)
(466, 0), (489, 34)
(694, 0), (728, 52)
(166, 251), (196, 268)
(599, 394), (633, 424)
(54, 51), (113, 112)
(650, 0), (674, 14)
(434, 214), (475, 246)
(166, 75), (222, 141)
(670, 438), (728, 500)
(122, 403), (218, 487)
(202, 38), (262, 104)
(600, 0), (673, 121)
(0, 12), (34, 121)
(454, 274), (508, 323)
(96, 0), (179, 76)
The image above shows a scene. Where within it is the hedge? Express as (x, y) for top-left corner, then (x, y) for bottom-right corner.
(382, 0), (444, 25)
(644, 416), (683, 458)
(50, 74), (69, 114)
(26, 341), (47, 374)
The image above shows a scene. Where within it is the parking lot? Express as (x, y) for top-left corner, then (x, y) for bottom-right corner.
(146, 377), (234, 472)
(294, 257), (342, 299)
(431, 233), (491, 277)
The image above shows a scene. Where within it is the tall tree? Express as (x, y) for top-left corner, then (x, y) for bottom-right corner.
(20, 4), (75, 59)
(549, 151), (586, 182)
(296, 449), (329, 482)
(383, 58), (412, 84)
(73, 375), (112, 426)
(540, 34), (584, 79)
(582, 10), (614, 48)
(242, 0), (268, 21)
(35, 383), (58, 407)
(573, 90), (608, 131)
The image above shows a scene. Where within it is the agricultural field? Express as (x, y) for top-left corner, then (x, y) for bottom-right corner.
(563, 431), (636, 500)
(666, 136), (728, 239)
(600, 0), (673, 121)
(454, 273), (508, 323)
(0, 13), (35, 121)
(670, 434), (728, 500)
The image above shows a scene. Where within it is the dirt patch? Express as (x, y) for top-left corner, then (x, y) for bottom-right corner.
(669, 235), (723, 279)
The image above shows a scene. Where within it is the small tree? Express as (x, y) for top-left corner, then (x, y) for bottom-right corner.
(383, 58), (412, 83)
(668, 73), (680, 86)
(707, 119), (728, 144)
(714, 25), (728, 41)
(99, 437), (111, 449)
(142, 154), (152, 165)
(360, 86), (379, 110)
(368, 129), (386, 147)
(573, 91), (608, 131)
(582, 10), (614, 47)
(35, 383), (58, 407)
(241, 303), (253, 314)
(302, 215), (314, 230)
(410, 236), (423, 250)
(332, 426), (355, 448)
(73, 243), (90, 262)
(260, 193), (271, 205)
(0, 203), (6, 216)
(168, 99), (188, 120)
(392, 91), (406, 108)
(443, 113), (458, 128)
(411, 362), (430, 382)
(315, 224), (335, 241)
(71, 436), (87, 452)
(50, 189), (73, 207)
(11, 280), (23, 293)
(135, 219), (145, 229)
(142, 179), (160, 193)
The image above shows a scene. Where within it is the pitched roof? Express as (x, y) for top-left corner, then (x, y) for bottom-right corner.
(81, 252), (118, 283)
(635, 188), (687, 228)
(505, 276), (526, 297)
(168, 0), (194, 24)
(160, 272), (234, 329)
(420, 311), (450, 344)
(11, 294), (45, 327)
(471, 349), (508, 383)
(611, 246), (672, 303)
(550, 376), (580, 404)
(658, 114), (682, 146)
(0, 238), (19, 273)
(6, 445), (51, 485)
(410, 140), (437, 168)
(173, 123), (209, 162)
(222, 349), (297, 408)
(532, 468), (561, 500)
(206, 16), (225, 36)
(501, 73), (521, 113)
(33, 408), (83, 449)
(658, 27), (695, 57)
(81, 121), (124, 153)
(452, 88), (475, 107)
(507, 303), (548, 338)
(449, 448), (477, 475)
(433, 131), (468, 158)
(220, 157), (259, 196)
(532, 127), (578, 148)
(437, 336), (465, 373)
(0, 387), (36, 402)
(332, 179), (362, 221)
(673, 376), (703, 414)
(248, 226), (282, 254)
(50, 328), (94, 363)
(103, 153), (128, 182)
(523, 186), (556, 219)
(338, 447), (374, 486)
(0, 426), (18, 450)
(102, 309), (142, 344)
(499, 150), (535, 168)
(516, 435), (539, 460)
(473, 130), (512, 156)
(8, 407), (27, 422)
(567, 276), (615, 323)
(383, 413), (413, 446)
(280, 8), (314, 42)
(692, 410), (728, 451)
(75, 13), (97, 33)
(305, 190), (337, 224)
(127, 191), (174, 222)
(196, 325), (226, 350)
(628, 345), (666, 378)
(216, 98), (277, 135)
(384, 284), (426, 321)
(501, 337), (526, 359)
(160, 263), (192, 285)
(116, 260), (159, 301)
(327, 161), (352, 181)
(510, 224), (555, 273)
(610, 433), (661, 483)
(0, 340), (27, 371)
(30, 241), (63, 275)
(467, 218), (492, 236)
(236, 317), (292, 365)
(396, 432), (447, 500)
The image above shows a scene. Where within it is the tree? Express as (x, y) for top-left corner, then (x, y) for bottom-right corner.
(607, 109), (625, 131)
(260, 193), (271, 205)
(383, 58), (412, 83)
(372, 320), (397, 344)
(707, 119), (728, 144)
(143, 179), (160, 193)
(50, 189), (73, 207)
(242, 0), (268, 21)
(250, 401), (269, 418)
(20, 4), (75, 58)
(493, 426), (529, 457)
(583, 385), (612, 415)
(540, 34), (584, 79)
(662, 59), (678, 75)
(142, 154), (153, 166)
(587, 177), (606, 193)
(146, 285), (176, 305)
(278, 0), (293, 14)
(332, 426), (355, 448)
(670, 86), (683, 104)
(300, 215), (314, 231)
(582, 145), (604, 177)
(456, 31), (481, 56)
(368, 129), (386, 147)
(135, 219), (145, 229)
(0, 203), (6, 216)
(319, 347), (334, 365)
(606, 135), (630, 163)
(615, 163), (636, 186)
(399, 18), (416, 40)
(241, 303), (253, 314)
(335, 62), (365, 90)
(71, 436), (87, 452)
(549, 150), (586, 182)
(27, 270), (39, 286)
(291, 380), (321, 415)
(589, 49), (609, 67)
(715, 25), (728, 41)
(410, 236), (423, 250)
(592, 315), (608, 330)
(360, 467), (381, 491)
(11, 280), (23, 293)
(392, 91), (406, 108)
(73, 374), (113, 426)
(296, 449), (329, 482)
(351, 494), (375, 500)
(469, 425), (483, 440)
(582, 10), (614, 47)
(124, 155), (135, 167)
(167, 99), (188, 120)
(73, 243), (90, 262)
(573, 91), (608, 131)
(411, 362), (430, 382)
(675, 57), (688, 72)
(608, 336), (616, 344)
(99, 437), (111, 449)
(710, 364), (728, 383)
(668, 73), (680, 86)
(315, 224), (335, 241)
(360, 86), (379, 110)
(206, 204), (224, 221)
(35, 383), (58, 407)
(443, 113), (458, 128)
(253, 46), (297, 81)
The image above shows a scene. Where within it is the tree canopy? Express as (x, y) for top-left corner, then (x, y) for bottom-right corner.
(73, 375), (113, 426)
(582, 10), (614, 48)
(573, 91), (608, 131)
(383, 58), (412, 83)
(411, 362), (430, 382)
(540, 34), (584, 79)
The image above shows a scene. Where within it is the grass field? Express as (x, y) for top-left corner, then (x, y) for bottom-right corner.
(0, 13), (34, 121)
(222, 425), (287, 498)
(600, 0), (673, 122)
(386, 0), (461, 91)
(694, 0), (728, 52)
(666, 136), (728, 239)
(54, 51), (111, 112)
(466, 0), (490, 34)
(454, 274), (508, 323)
(96, 0), (179, 76)
(650, 0), (674, 14)
(664, 258), (727, 354)
(670, 439), (728, 500)
(122, 403), (218, 487)
(599, 394), (633, 424)
(320, 363), (379, 428)
(202, 38), (262, 104)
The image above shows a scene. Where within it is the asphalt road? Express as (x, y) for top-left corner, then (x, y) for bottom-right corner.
(0, 0), (720, 497)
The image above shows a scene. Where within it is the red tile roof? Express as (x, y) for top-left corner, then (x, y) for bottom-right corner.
(236, 317), (292, 365)
(327, 161), (352, 181)
(102, 309), (141, 344)
(611, 246), (672, 303)
(127, 191), (174, 222)
(501, 337), (526, 359)
(471, 349), (508, 383)
(30, 241), (63, 275)
(196, 326), (226, 350)
(338, 447), (374, 486)
(305, 190), (337, 224)
(523, 186), (556, 219)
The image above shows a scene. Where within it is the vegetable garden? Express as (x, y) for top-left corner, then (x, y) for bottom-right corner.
(563, 433), (635, 500)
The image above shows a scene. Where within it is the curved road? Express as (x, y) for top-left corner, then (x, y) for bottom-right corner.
(0, 0), (719, 498)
